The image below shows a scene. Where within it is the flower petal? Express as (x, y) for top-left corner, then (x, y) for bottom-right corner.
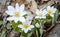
(50, 14), (54, 17)
(26, 15), (34, 21)
(13, 17), (19, 23)
(43, 9), (47, 15)
(35, 16), (40, 19)
(7, 6), (14, 11)
(53, 8), (57, 13)
(18, 25), (23, 28)
(47, 6), (51, 10)
(20, 11), (27, 16)
(15, 3), (20, 11)
(36, 9), (40, 15)
(7, 17), (14, 21)
(5, 10), (14, 15)
(30, 25), (34, 28)
(24, 29), (28, 33)
(20, 4), (25, 11)
(19, 17), (25, 22)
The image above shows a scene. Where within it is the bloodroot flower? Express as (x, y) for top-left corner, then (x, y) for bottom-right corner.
(46, 6), (57, 17)
(5, 3), (27, 23)
(18, 21), (34, 33)
(35, 9), (47, 19)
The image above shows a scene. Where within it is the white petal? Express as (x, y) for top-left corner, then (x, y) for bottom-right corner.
(5, 10), (14, 15)
(51, 6), (54, 9)
(18, 25), (23, 28)
(13, 17), (19, 23)
(19, 4), (25, 11)
(28, 27), (31, 30)
(36, 9), (40, 15)
(47, 6), (51, 10)
(26, 15), (34, 21)
(26, 16), (30, 21)
(24, 29), (28, 33)
(23, 21), (31, 26)
(35, 16), (40, 19)
(27, 11), (32, 15)
(39, 9), (43, 13)
(19, 17), (25, 22)
(20, 11), (27, 16)
(43, 9), (47, 15)
(7, 17), (14, 21)
(54, 8), (57, 12)
(51, 8), (57, 13)
(7, 6), (14, 11)
(15, 3), (20, 11)
(30, 25), (34, 28)
(50, 14), (54, 17)
(28, 21), (31, 25)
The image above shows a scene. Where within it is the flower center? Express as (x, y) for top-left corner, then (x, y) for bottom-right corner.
(48, 10), (53, 15)
(38, 13), (43, 17)
(14, 11), (20, 17)
(24, 24), (29, 28)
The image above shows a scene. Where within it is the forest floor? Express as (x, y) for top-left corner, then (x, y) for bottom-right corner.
(0, 0), (60, 37)
(47, 15), (60, 37)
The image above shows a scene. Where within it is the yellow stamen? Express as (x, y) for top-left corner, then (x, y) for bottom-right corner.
(14, 11), (20, 17)
(48, 10), (53, 14)
(38, 13), (43, 17)
(24, 24), (29, 28)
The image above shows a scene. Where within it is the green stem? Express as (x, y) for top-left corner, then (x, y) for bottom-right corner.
(36, 30), (38, 37)
(39, 22), (43, 37)
(37, 19), (43, 37)
(52, 17), (54, 25)
(20, 32), (27, 37)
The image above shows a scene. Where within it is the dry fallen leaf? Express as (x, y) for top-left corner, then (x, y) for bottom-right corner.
(26, 0), (34, 3)
(42, 0), (48, 1)
(30, 0), (37, 14)
(16, 0), (21, 3)
(38, 0), (54, 9)
(41, 0), (49, 4)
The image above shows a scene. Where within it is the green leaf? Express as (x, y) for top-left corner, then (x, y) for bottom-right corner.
(46, 14), (52, 19)
(27, 32), (33, 37)
(46, 19), (52, 22)
(0, 29), (7, 37)
(0, 20), (3, 25)
(14, 27), (22, 32)
(32, 19), (37, 25)
(54, 10), (59, 23)
(6, 23), (11, 29)
(52, 10), (59, 25)
(12, 21), (22, 32)
(23, 14), (27, 18)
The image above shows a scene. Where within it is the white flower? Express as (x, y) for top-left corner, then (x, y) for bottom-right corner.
(18, 21), (34, 33)
(5, 3), (27, 23)
(26, 11), (34, 21)
(35, 23), (40, 28)
(46, 6), (57, 17)
(35, 9), (47, 19)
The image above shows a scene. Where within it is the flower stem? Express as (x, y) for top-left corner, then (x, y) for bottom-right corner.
(36, 30), (39, 37)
